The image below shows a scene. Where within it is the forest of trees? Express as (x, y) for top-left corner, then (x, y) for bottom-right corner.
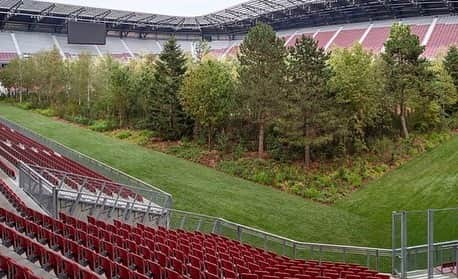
(1, 23), (458, 202)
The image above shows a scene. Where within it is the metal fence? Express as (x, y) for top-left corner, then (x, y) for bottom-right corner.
(168, 209), (392, 272)
(18, 162), (58, 217)
(392, 208), (458, 279)
(0, 115), (173, 210)
(5, 114), (458, 276)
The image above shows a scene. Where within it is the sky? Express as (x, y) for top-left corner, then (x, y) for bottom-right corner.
(50, 0), (248, 16)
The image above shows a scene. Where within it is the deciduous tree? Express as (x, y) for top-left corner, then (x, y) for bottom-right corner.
(180, 60), (235, 149)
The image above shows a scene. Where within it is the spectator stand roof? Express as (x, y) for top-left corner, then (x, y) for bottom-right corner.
(0, 0), (457, 36)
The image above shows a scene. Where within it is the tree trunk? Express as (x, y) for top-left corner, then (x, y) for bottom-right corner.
(304, 115), (311, 169)
(258, 122), (265, 158)
(207, 125), (212, 151)
(400, 103), (409, 139)
(304, 145), (311, 169)
(194, 122), (200, 141)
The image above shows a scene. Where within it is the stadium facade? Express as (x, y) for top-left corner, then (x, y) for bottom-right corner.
(1, 0), (458, 66)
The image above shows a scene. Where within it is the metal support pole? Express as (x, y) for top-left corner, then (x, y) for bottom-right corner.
(376, 249), (380, 272)
(392, 212), (397, 276)
(455, 246), (458, 278)
(237, 226), (242, 242)
(52, 187), (59, 219)
(427, 209), (434, 279)
(401, 211), (408, 279)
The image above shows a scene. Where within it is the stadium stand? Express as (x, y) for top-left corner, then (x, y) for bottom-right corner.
(0, 123), (142, 201)
(1, 15), (458, 62)
(0, 112), (395, 279)
(424, 16), (458, 57)
(210, 16), (458, 59)
(0, 174), (390, 279)
(0, 32), (18, 65)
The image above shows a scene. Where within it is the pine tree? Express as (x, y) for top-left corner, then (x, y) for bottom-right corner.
(444, 46), (458, 88)
(281, 35), (332, 167)
(382, 23), (427, 138)
(149, 36), (192, 140)
(238, 22), (287, 157)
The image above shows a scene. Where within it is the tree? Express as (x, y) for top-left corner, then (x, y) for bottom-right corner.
(194, 40), (210, 63)
(67, 53), (92, 116)
(238, 22), (287, 157)
(149, 36), (191, 140)
(180, 60), (235, 149)
(418, 61), (458, 130)
(281, 35), (332, 167)
(382, 23), (427, 138)
(109, 63), (132, 127)
(329, 44), (384, 153)
(444, 46), (458, 88)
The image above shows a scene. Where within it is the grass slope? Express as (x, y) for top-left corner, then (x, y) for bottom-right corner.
(0, 103), (383, 247)
(337, 136), (458, 246)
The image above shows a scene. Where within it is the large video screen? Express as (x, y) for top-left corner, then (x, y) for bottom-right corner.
(68, 21), (106, 45)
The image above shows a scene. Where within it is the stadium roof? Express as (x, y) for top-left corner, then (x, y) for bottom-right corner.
(0, 0), (457, 35)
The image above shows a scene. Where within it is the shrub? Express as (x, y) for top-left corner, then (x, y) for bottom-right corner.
(89, 120), (116, 132)
(17, 102), (33, 110)
(34, 108), (56, 117)
(166, 142), (204, 162)
(115, 130), (132, 140)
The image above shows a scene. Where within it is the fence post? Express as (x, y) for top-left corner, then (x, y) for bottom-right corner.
(52, 187), (59, 219)
(376, 249), (380, 272)
(236, 226), (242, 242)
(392, 212), (396, 276)
(427, 209), (434, 279)
(401, 211), (408, 279)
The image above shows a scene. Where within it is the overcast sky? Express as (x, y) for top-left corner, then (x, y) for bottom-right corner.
(50, 0), (248, 16)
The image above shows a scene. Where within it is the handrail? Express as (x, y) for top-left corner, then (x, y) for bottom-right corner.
(0, 115), (173, 209)
(0, 114), (409, 272)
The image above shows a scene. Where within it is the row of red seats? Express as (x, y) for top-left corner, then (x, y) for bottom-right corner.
(0, 180), (26, 211)
(66, 213), (388, 279)
(0, 206), (181, 279)
(0, 218), (99, 279)
(0, 179), (130, 279)
(0, 175), (388, 279)
(0, 124), (140, 200)
(0, 253), (42, 279)
(0, 125), (105, 180)
(0, 159), (15, 179)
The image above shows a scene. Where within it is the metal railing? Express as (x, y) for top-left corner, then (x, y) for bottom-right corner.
(0, 115), (173, 210)
(5, 114), (458, 276)
(393, 208), (458, 279)
(168, 209), (392, 272)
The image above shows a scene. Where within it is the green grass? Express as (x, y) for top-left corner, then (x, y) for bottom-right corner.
(1, 102), (458, 249)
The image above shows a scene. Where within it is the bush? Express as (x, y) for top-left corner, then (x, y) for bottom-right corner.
(134, 130), (157, 145)
(115, 130), (132, 140)
(89, 119), (116, 132)
(166, 142), (204, 162)
(34, 108), (56, 117)
(17, 102), (33, 110)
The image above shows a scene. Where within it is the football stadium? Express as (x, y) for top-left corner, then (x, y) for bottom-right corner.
(0, 0), (458, 279)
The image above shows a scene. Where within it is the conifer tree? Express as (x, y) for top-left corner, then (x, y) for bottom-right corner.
(238, 22), (287, 157)
(281, 36), (331, 167)
(382, 23), (427, 138)
(150, 36), (192, 140)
